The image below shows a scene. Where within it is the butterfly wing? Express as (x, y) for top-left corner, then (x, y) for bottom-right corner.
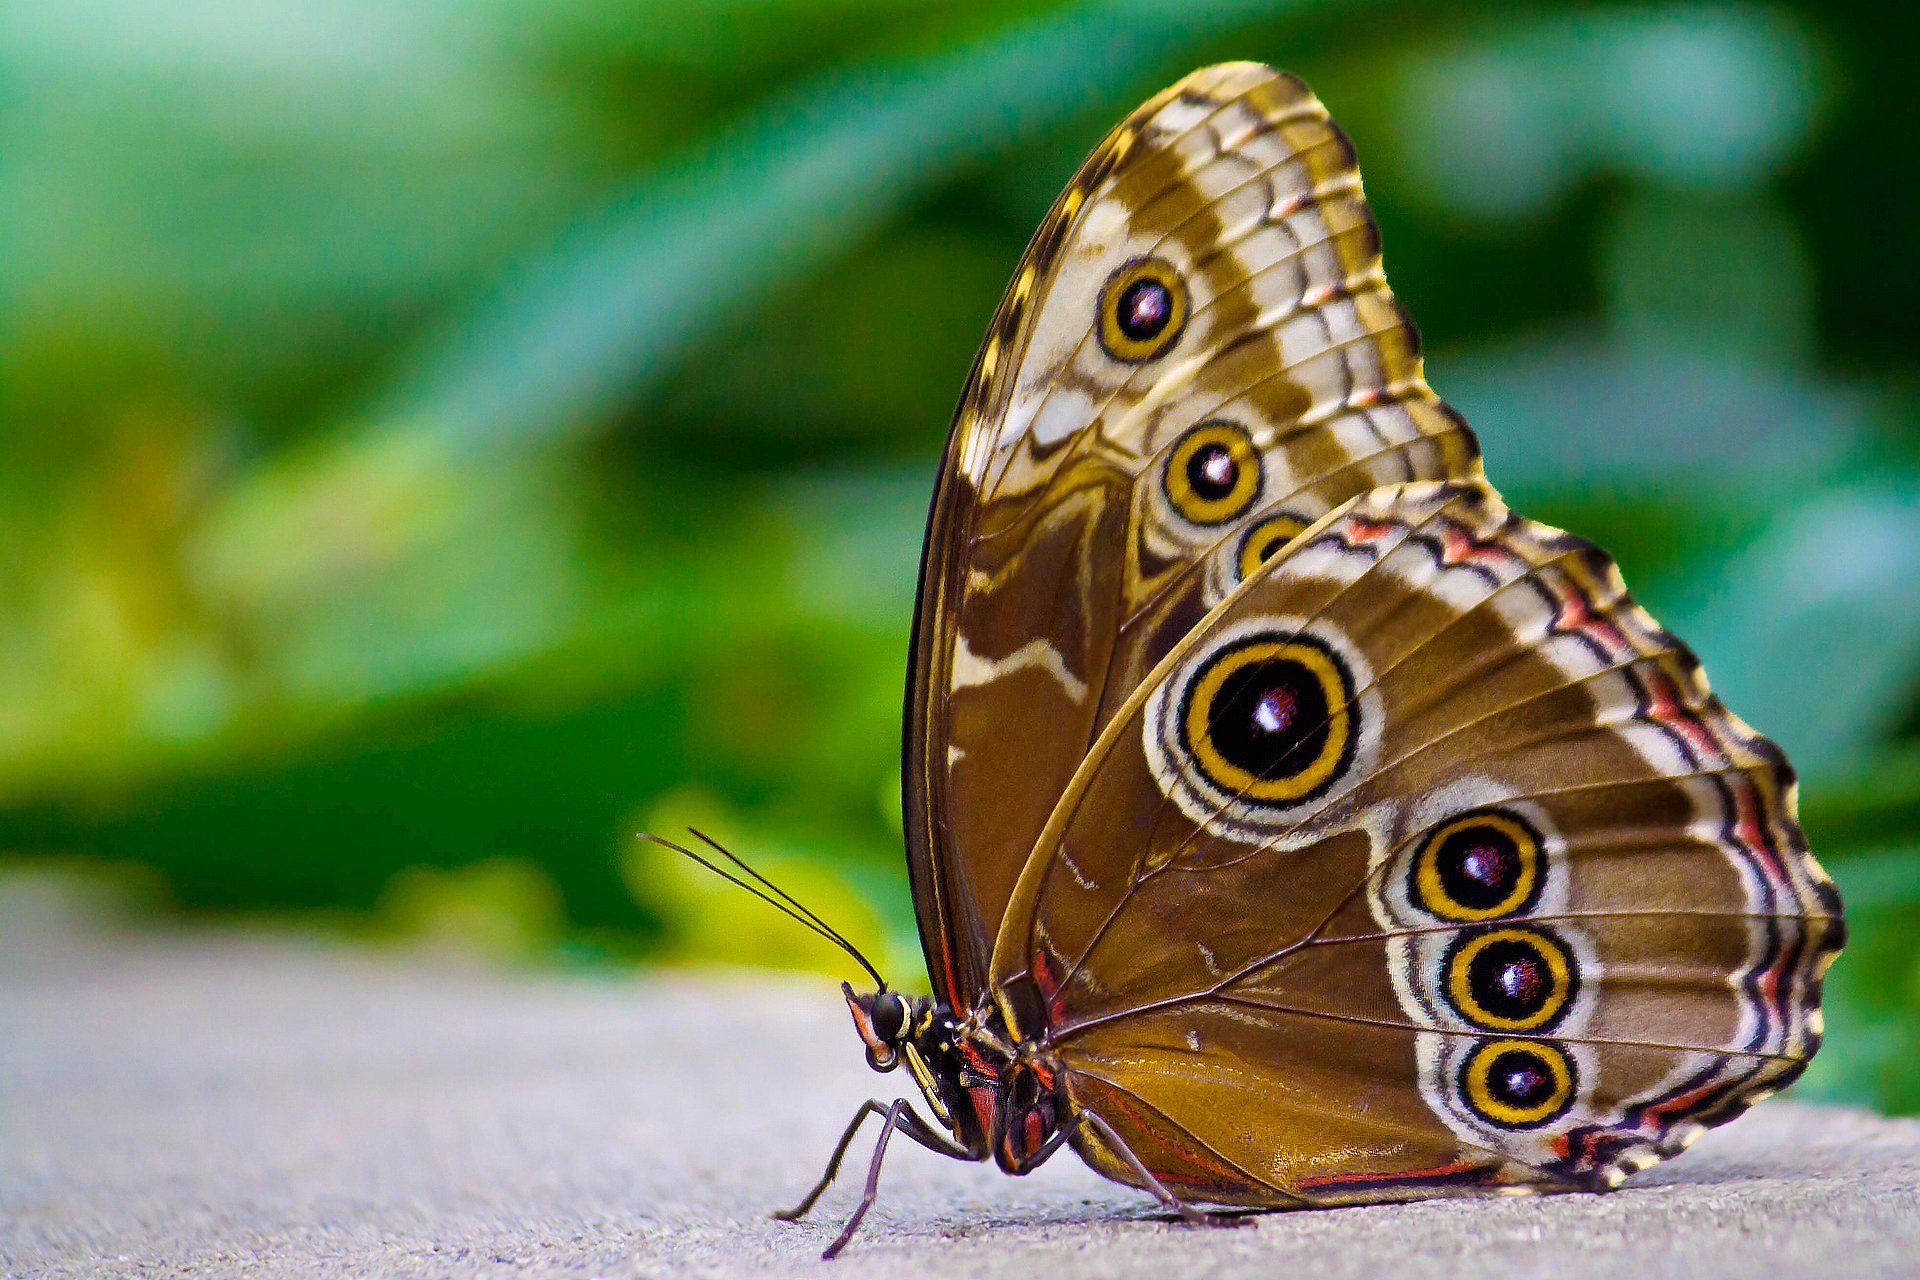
(906, 63), (1481, 1007)
(987, 481), (1842, 1202)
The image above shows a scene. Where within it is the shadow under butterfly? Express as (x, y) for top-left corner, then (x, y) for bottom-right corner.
(647, 62), (1843, 1260)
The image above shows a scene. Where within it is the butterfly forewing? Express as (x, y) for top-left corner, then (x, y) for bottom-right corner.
(905, 62), (1481, 1009)
(987, 481), (1841, 1201)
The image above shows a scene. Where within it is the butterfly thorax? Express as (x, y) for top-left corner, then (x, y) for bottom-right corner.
(842, 983), (1068, 1174)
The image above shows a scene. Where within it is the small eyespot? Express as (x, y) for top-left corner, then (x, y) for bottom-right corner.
(1410, 810), (1544, 922)
(1443, 927), (1576, 1033)
(1459, 1039), (1576, 1129)
(1098, 257), (1188, 362)
(1166, 423), (1260, 525)
(1179, 632), (1357, 807)
(1236, 513), (1311, 580)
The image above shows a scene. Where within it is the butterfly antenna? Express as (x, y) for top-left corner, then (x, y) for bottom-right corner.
(686, 827), (867, 960)
(685, 828), (889, 991)
(636, 832), (887, 990)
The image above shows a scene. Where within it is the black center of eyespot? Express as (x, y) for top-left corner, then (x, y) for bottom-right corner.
(1117, 278), (1173, 341)
(1208, 659), (1331, 783)
(1437, 827), (1521, 912)
(1488, 1049), (1555, 1107)
(1466, 937), (1555, 1021)
(1186, 443), (1239, 502)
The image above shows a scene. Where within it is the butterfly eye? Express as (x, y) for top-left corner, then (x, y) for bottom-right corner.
(1410, 810), (1543, 922)
(1458, 1039), (1576, 1129)
(1443, 927), (1576, 1033)
(1098, 257), (1188, 362)
(1179, 633), (1356, 807)
(1236, 513), (1311, 580)
(870, 991), (907, 1043)
(1165, 423), (1261, 525)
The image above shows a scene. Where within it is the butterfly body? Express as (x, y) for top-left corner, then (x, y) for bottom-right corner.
(775, 62), (1841, 1257)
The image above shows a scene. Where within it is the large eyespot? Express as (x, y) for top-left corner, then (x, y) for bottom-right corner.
(1458, 1039), (1576, 1129)
(1236, 513), (1311, 580)
(1179, 632), (1357, 806)
(1098, 257), (1188, 362)
(1165, 423), (1261, 525)
(1443, 927), (1576, 1032)
(1410, 810), (1543, 923)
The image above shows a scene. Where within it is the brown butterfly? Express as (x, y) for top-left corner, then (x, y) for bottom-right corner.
(720, 61), (1841, 1258)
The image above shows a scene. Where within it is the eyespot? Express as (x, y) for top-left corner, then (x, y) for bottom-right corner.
(1098, 257), (1188, 362)
(1165, 423), (1261, 526)
(1236, 513), (1311, 580)
(1178, 632), (1357, 807)
(1458, 1039), (1576, 1129)
(1410, 809), (1543, 923)
(1443, 927), (1576, 1033)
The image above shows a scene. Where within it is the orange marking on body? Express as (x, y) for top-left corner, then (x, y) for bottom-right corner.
(959, 1041), (994, 1077)
(968, 1084), (996, 1138)
(1022, 1110), (1045, 1155)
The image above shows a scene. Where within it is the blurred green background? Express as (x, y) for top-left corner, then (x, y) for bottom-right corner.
(3, 1), (1916, 1112)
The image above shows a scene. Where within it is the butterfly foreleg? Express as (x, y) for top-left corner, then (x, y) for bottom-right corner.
(817, 1097), (979, 1260)
(773, 1099), (889, 1223)
(1077, 1110), (1251, 1230)
(776, 1097), (978, 1256)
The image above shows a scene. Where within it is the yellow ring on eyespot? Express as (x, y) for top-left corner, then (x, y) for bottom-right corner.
(1098, 256), (1189, 362)
(1461, 1039), (1575, 1128)
(1445, 927), (1574, 1032)
(1237, 513), (1311, 580)
(1413, 812), (1541, 923)
(1182, 636), (1352, 804)
(1165, 423), (1261, 526)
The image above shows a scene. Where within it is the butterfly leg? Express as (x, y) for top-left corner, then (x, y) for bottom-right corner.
(775, 1099), (977, 1235)
(773, 1100), (889, 1222)
(820, 1097), (911, 1260)
(1078, 1110), (1251, 1230)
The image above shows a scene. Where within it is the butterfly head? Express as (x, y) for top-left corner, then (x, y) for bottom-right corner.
(843, 982), (923, 1072)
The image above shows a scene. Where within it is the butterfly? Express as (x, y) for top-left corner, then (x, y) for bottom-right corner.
(703, 61), (1843, 1258)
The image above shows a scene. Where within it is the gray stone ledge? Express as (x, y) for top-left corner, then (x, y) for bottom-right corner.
(4, 923), (1917, 1279)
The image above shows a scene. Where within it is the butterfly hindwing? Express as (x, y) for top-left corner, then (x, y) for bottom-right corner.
(987, 481), (1841, 1201)
(905, 62), (1481, 1008)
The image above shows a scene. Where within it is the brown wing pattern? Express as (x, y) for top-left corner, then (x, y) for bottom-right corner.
(987, 481), (1841, 1203)
(905, 62), (1480, 1007)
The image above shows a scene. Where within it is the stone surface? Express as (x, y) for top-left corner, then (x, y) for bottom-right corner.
(4, 907), (1918, 1279)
